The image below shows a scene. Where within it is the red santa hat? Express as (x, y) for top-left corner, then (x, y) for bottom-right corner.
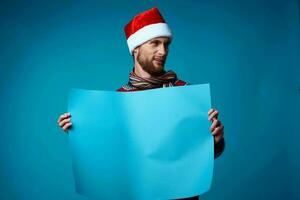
(124, 7), (172, 55)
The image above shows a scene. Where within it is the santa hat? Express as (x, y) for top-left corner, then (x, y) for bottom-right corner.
(124, 7), (172, 55)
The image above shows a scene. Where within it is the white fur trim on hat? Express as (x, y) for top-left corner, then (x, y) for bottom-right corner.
(127, 23), (172, 55)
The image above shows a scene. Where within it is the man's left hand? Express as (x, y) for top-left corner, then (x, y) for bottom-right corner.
(208, 108), (224, 144)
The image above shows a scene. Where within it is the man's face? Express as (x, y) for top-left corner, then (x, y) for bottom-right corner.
(135, 37), (171, 76)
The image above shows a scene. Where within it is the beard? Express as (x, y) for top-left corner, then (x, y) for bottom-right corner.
(137, 51), (165, 76)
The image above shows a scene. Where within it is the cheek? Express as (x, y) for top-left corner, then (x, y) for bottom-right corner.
(140, 46), (155, 60)
(144, 46), (155, 55)
(145, 52), (154, 61)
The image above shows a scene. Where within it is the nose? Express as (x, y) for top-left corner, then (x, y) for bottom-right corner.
(157, 44), (167, 56)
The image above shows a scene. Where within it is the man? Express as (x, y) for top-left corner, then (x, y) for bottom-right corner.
(58, 7), (225, 200)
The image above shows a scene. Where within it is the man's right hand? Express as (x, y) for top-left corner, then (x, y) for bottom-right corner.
(57, 112), (72, 133)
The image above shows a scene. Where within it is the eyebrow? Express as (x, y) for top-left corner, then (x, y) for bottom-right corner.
(150, 39), (171, 44)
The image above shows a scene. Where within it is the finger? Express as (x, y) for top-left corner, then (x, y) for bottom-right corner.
(212, 125), (224, 136)
(59, 118), (71, 127)
(58, 113), (71, 123)
(210, 119), (221, 132)
(58, 113), (67, 123)
(62, 122), (72, 132)
(208, 110), (218, 121)
(208, 108), (215, 115)
(59, 117), (70, 127)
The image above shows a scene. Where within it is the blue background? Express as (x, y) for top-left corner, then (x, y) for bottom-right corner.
(0, 0), (299, 199)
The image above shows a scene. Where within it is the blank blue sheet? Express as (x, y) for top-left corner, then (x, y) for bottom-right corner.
(67, 84), (213, 200)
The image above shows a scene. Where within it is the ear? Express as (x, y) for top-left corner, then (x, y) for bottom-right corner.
(132, 47), (138, 59)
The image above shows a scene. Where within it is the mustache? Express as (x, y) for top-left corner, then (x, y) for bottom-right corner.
(153, 56), (166, 62)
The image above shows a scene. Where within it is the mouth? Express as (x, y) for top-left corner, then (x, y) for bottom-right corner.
(154, 58), (165, 65)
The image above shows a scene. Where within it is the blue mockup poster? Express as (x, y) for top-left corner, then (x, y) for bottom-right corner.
(68, 84), (213, 200)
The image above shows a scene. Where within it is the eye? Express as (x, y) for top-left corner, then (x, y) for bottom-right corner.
(151, 40), (159, 46)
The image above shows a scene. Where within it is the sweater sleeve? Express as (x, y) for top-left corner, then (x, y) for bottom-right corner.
(214, 138), (225, 159)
